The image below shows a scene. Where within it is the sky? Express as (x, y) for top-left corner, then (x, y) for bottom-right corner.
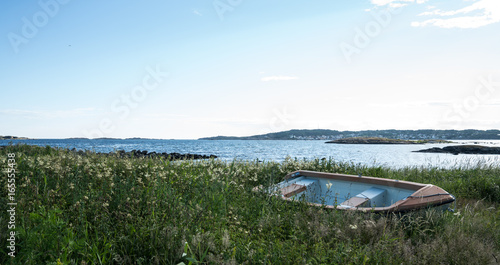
(1, 0), (499, 139)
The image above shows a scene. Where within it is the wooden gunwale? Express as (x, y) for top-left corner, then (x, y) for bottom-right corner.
(287, 170), (427, 191)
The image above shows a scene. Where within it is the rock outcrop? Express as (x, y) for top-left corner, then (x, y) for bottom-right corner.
(1, 145), (217, 160)
(113, 149), (217, 160)
(413, 145), (500, 155)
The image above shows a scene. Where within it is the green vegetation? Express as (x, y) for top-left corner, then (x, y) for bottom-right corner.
(1, 145), (499, 264)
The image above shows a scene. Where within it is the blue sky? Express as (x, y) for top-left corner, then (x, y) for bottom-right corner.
(1, 0), (499, 139)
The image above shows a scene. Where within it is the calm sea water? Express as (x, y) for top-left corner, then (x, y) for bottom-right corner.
(2, 139), (500, 169)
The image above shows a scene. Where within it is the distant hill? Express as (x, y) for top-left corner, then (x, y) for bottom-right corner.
(325, 137), (452, 144)
(199, 129), (500, 140)
(0, 136), (30, 140)
(64, 137), (160, 140)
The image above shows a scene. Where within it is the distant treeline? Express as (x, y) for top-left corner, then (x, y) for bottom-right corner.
(0, 136), (29, 140)
(199, 129), (500, 140)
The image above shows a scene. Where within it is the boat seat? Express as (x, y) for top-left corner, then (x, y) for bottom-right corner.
(279, 184), (306, 198)
(341, 187), (387, 207)
(279, 179), (318, 198)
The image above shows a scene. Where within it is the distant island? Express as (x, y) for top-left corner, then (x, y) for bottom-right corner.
(414, 145), (500, 155)
(0, 136), (29, 140)
(325, 137), (452, 144)
(65, 137), (162, 140)
(199, 129), (500, 141)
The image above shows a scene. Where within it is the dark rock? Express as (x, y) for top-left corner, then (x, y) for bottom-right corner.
(414, 145), (500, 155)
(115, 150), (218, 160)
(1, 144), (217, 161)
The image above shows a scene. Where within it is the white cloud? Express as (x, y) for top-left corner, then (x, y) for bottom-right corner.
(193, 10), (202, 16)
(371, 0), (427, 8)
(371, 0), (500, 28)
(390, 3), (409, 8)
(412, 0), (500, 29)
(260, 76), (298, 82)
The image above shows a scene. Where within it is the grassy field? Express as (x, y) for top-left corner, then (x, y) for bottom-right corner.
(1, 144), (499, 264)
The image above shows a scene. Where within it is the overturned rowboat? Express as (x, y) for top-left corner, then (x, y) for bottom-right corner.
(261, 170), (455, 213)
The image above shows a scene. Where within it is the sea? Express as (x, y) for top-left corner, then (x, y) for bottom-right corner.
(2, 139), (500, 169)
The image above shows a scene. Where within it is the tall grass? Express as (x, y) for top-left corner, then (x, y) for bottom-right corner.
(0, 145), (499, 264)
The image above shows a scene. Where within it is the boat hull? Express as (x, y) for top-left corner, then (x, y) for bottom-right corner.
(264, 170), (456, 213)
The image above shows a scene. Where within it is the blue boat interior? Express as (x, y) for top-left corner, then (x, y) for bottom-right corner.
(275, 175), (416, 208)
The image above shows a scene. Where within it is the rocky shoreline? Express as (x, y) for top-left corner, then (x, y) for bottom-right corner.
(0, 145), (217, 160)
(70, 148), (217, 160)
(112, 149), (217, 160)
(413, 145), (500, 155)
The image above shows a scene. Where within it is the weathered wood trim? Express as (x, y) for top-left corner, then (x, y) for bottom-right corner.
(287, 170), (427, 191)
